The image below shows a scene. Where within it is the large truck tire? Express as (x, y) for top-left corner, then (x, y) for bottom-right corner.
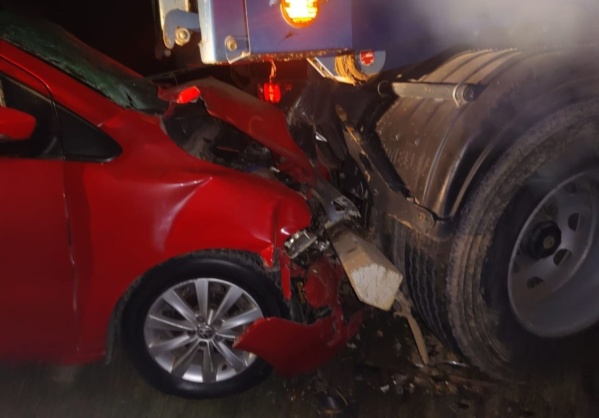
(402, 98), (599, 379)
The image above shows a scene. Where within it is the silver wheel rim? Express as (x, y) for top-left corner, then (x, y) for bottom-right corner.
(144, 278), (263, 383)
(508, 170), (599, 337)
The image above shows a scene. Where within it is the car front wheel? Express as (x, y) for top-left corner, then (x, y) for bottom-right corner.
(121, 250), (288, 398)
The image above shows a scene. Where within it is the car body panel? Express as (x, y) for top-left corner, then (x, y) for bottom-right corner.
(0, 159), (77, 360)
(0, 42), (122, 125)
(64, 133), (312, 356)
(0, 38), (314, 364)
(235, 314), (362, 376)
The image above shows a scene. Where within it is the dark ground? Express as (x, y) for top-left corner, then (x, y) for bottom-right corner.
(2, 311), (598, 418)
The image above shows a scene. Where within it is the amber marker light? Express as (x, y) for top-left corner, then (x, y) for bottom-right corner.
(281, 0), (320, 28)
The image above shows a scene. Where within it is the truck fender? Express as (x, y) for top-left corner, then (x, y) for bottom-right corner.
(375, 46), (599, 230)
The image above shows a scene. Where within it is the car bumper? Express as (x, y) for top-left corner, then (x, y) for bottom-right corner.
(234, 256), (363, 376)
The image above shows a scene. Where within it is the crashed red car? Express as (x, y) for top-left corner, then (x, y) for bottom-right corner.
(0, 11), (381, 398)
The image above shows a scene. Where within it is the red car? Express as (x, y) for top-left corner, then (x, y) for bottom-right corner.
(0, 11), (374, 398)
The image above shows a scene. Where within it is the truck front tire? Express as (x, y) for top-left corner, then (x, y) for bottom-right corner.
(403, 98), (599, 379)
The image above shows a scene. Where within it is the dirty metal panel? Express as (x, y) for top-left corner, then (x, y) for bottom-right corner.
(330, 228), (402, 311)
(244, 0), (352, 57)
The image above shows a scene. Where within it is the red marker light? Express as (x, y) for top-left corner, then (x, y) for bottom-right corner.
(359, 50), (375, 67)
(176, 86), (201, 104)
(262, 82), (282, 104)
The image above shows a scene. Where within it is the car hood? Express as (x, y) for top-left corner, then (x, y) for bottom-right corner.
(159, 78), (316, 184)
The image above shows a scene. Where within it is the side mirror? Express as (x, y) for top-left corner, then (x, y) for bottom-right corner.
(0, 107), (36, 141)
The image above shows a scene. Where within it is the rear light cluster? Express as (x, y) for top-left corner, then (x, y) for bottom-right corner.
(281, 0), (320, 28)
(258, 82), (293, 104)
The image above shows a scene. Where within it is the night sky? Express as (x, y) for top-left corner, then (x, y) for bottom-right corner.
(1, 0), (175, 74)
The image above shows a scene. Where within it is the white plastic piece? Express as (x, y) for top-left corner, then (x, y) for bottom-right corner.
(331, 228), (402, 311)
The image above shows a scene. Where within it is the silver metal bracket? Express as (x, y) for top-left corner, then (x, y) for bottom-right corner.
(223, 36), (250, 63)
(284, 230), (318, 259)
(162, 9), (200, 49)
(391, 81), (479, 107)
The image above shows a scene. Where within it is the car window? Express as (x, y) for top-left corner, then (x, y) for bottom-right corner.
(0, 60), (122, 162)
(0, 73), (61, 158)
(57, 105), (122, 162)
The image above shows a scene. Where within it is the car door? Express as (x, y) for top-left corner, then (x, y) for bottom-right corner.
(0, 57), (77, 360)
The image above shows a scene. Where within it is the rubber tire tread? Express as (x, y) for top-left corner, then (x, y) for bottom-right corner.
(405, 233), (460, 351)
(404, 99), (599, 379)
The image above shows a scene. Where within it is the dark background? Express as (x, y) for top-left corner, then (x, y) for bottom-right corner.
(1, 0), (174, 74)
(0, 0), (310, 98)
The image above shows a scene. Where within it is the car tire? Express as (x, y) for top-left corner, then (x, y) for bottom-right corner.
(403, 98), (599, 379)
(121, 250), (288, 398)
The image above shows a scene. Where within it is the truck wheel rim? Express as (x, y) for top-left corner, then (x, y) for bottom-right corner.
(143, 278), (263, 383)
(508, 170), (599, 337)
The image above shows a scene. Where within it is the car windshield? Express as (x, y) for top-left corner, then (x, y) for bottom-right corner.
(0, 10), (167, 113)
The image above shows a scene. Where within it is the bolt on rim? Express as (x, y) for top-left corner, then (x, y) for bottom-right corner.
(144, 278), (263, 383)
(508, 170), (599, 337)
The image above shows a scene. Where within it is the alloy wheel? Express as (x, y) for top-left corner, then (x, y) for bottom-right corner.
(143, 278), (263, 383)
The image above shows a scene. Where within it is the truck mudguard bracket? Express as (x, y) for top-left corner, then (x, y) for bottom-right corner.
(336, 105), (436, 234)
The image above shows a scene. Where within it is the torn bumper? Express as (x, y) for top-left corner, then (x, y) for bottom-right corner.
(235, 257), (362, 376)
(236, 181), (403, 376)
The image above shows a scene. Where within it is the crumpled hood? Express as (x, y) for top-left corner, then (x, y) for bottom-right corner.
(159, 78), (316, 184)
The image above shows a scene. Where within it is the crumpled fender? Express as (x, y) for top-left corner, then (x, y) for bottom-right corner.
(235, 257), (363, 376)
(159, 78), (316, 184)
(163, 171), (312, 267)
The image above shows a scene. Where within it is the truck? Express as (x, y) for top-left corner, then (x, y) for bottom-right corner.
(150, 0), (599, 382)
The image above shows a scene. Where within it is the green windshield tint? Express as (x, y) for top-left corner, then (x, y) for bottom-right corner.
(0, 10), (166, 112)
